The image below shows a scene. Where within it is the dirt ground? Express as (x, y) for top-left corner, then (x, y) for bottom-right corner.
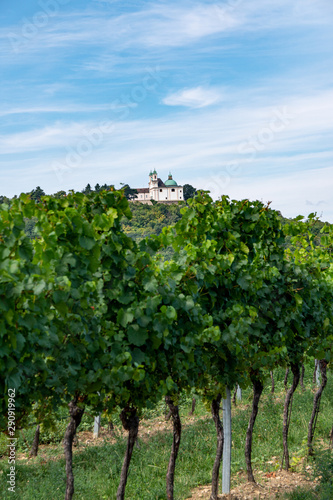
(188, 469), (316, 500)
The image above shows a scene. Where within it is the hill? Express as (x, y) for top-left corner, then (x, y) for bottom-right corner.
(121, 201), (185, 242)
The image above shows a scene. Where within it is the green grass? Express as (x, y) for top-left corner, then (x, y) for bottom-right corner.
(0, 365), (332, 499)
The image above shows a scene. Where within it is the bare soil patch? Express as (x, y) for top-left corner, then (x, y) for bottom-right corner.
(187, 469), (316, 499)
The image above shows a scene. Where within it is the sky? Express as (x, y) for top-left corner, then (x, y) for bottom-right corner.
(0, 0), (333, 220)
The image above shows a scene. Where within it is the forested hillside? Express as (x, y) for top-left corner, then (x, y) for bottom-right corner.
(121, 201), (184, 241)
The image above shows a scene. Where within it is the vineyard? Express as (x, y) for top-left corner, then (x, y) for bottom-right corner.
(0, 190), (333, 500)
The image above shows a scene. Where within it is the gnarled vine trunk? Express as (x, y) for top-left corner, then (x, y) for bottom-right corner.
(30, 424), (40, 457)
(307, 360), (328, 455)
(165, 395), (182, 500)
(117, 407), (139, 500)
(282, 363), (300, 470)
(64, 399), (85, 500)
(210, 394), (223, 500)
(108, 419), (114, 435)
(165, 410), (172, 421)
(189, 397), (196, 416)
(245, 378), (264, 483)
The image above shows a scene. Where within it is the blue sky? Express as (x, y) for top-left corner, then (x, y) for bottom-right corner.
(1, 0), (333, 220)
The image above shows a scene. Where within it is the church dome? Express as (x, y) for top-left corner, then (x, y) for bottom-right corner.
(164, 173), (178, 186)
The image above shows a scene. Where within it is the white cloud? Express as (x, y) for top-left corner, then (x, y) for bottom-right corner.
(0, 0), (331, 65)
(1, 84), (330, 220)
(136, 4), (240, 47)
(1, 87), (333, 162)
(0, 122), (92, 152)
(163, 86), (223, 108)
(0, 104), (112, 117)
(0, 4), (240, 58)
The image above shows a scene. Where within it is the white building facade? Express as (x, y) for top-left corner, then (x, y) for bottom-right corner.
(134, 170), (183, 203)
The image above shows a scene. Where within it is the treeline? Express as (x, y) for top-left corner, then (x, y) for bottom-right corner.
(0, 184), (129, 204)
(1, 190), (332, 499)
(0, 182), (197, 205)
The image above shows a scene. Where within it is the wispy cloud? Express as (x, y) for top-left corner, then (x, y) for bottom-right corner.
(0, 104), (113, 117)
(1, 0), (331, 61)
(0, 4), (239, 58)
(0, 122), (92, 152)
(134, 4), (240, 47)
(163, 86), (224, 108)
(1, 86), (332, 154)
(2, 86), (331, 192)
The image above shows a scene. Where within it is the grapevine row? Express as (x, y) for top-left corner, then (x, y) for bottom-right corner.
(0, 190), (332, 499)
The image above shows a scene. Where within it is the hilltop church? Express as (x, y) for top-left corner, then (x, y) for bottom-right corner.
(133, 170), (183, 204)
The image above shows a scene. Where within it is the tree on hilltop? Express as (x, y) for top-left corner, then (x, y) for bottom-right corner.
(183, 184), (197, 201)
(29, 186), (45, 202)
(54, 190), (67, 198)
(120, 183), (138, 200)
(82, 183), (92, 194)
